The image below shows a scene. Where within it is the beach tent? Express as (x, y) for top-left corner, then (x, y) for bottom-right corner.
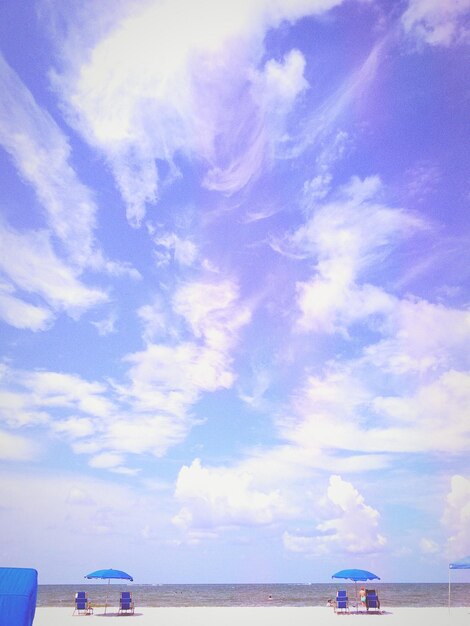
(0, 567), (37, 626)
(448, 556), (470, 610)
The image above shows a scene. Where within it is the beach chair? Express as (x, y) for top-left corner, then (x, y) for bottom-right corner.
(334, 589), (349, 613)
(118, 591), (135, 614)
(365, 589), (380, 613)
(73, 591), (93, 615)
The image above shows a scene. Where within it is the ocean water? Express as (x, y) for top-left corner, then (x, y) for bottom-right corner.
(37, 583), (470, 608)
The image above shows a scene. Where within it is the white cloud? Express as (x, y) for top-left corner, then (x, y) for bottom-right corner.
(286, 37), (385, 161)
(125, 279), (251, 416)
(276, 176), (422, 334)
(402, 0), (470, 47)
(0, 222), (107, 319)
(152, 233), (198, 267)
(137, 299), (169, 343)
(0, 52), (140, 294)
(103, 414), (190, 458)
(173, 458), (290, 530)
(364, 298), (470, 375)
(0, 277), (251, 470)
(52, 416), (96, 439)
(443, 475), (470, 559)
(0, 53), (97, 267)
(0, 469), (170, 562)
(284, 475), (386, 555)
(21, 371), (114, 417)
(51, 0), (345, 224)
(0, 430), (39, 461)
(172, 279), (251, 351)
(89, 451), (125, 469)
(420, 537), (439, 554)
(0, 280), (53, 331)
(91, 313), (117, 336)
(255, 49), (308, 109)
(281, 366), (470, 456)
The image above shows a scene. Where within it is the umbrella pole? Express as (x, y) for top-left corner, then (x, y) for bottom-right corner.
(448, 568), (450, 614)
(105, 578), (110, 614)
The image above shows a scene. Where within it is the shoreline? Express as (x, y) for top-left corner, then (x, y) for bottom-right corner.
(33, 606), (470, 625)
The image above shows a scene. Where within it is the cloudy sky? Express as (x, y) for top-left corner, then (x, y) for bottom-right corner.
(1, 0), (469, 584)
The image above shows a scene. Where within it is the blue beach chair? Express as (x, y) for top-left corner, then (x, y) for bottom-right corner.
(73, 591), (93, 615)
(365, 589), (380, 612)
(334, 589), (349, 613)
(119, 591), (135, 614)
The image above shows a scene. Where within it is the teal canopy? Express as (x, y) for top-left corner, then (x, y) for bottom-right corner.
(448, 557), (470, 609)
(449, 557), (470, 569)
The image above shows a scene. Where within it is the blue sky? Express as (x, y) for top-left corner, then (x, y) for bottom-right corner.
(1, 0), (470, 584)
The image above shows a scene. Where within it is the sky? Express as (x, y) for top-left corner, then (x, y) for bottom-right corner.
(0, 0), (469, 585)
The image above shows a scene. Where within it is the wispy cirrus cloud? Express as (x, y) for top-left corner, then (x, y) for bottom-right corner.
(49, 0), (346, 225)
(0, 53), (97, 267)
(120, 278), (251, 416)
(0, 222), (107, 323)
(0, 279), (53, 331)
(0, 53), (139, 331)
(274, 175), (422, 334)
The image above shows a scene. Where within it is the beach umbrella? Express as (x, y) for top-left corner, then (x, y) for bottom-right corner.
(332, 569), (380, 610)
(85, 568), (133, 614)
(448, 557), (470, 611)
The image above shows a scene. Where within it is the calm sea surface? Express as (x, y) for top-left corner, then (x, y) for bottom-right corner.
(37, 583), (470, 607)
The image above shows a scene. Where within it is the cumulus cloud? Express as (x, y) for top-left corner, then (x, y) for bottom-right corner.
(402, 0), (470, 47)
(173, 458), (290, 531)
(443, 475), (470, 559)
(284, 475), (386, 555)
(50, 0), (345, 225)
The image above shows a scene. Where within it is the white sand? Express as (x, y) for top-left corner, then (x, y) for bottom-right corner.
(33, 606), (470, 626)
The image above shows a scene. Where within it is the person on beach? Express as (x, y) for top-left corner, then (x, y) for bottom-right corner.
(359, 587), (367, 607)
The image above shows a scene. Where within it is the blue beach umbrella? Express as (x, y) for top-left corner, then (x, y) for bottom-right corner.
(332, 568), (380, 582)
(85, 568), (133, 613)
(332, 569), (380, 610)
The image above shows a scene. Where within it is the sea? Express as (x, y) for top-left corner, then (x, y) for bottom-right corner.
(37, 583), (470, 607)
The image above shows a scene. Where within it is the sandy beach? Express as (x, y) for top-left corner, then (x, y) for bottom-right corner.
(32, 606), (470, 626)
